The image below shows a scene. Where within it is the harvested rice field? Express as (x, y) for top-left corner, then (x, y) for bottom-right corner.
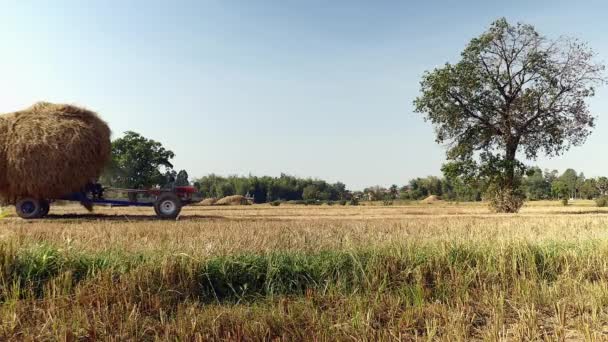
(2, 201), (608, 340)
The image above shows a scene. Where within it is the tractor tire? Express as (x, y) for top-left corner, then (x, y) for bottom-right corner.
(154, 193), (182, 219)
(16, 198), (44, 219)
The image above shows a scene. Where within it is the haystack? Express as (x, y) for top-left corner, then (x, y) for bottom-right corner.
(0, 102), (111, 204)
(421, 195), (441, 204)
(215, 195), (249, 206)
(200, 198), (217, 206)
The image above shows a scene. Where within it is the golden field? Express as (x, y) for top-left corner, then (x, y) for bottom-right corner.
(1, 201), (608, 340)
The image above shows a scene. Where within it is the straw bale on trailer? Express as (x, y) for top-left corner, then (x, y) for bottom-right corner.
(215, 195), (250, 206)
(0, 102), (111, 204)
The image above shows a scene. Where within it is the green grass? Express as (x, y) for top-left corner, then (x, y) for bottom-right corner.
(3, 237), (608, 339)
(2, 240), (607, 301)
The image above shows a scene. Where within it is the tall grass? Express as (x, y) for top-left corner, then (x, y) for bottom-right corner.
(2, 203), (608, 339)
(1, 240), (608, 339)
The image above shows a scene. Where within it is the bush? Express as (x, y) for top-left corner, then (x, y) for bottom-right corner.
(349, 198), (360, 206)
(561, 198), (569, 206)
(305, 199), (321, 206)
(595, 196), (608, 207)
(270, 201), (281, 207)
(325, 201), (335, 206)
(485, 185), (525, 213)
(339, 200), (347, 206)
(383, 200), (394, 206)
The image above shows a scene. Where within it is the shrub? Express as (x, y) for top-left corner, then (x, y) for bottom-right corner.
(349, 198), (360, 206)
(383, 200), (394, 206)
(561, 198), (569, 206)
(485, 185), (525, 213)
(595, 196), (608, 207)
(339, 200), (347, 206)
(270, 201), (281, 207)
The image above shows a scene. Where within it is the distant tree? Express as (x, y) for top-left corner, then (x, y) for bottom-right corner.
(333, 182), (348, 200)
(102, 131), (175, 189)
(389, 184), (399, 199)
(162, 169), (177, 188)
(302, 185), (320, 201)
(218, 182), (236, 198)
(597, 177), (608, 196)
(551, 180), (570, 200)
(364, 186), (387, 201)
(544, 169), (559, 185)
(415, 18), (605, 212)
(441, 164), (483, 202)
(580, 178), (599, 200)
(522, 167), (551, 200)
(560, 169), (579, 199)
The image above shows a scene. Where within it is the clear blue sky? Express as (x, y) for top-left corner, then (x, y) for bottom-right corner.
(1, 0), (607, 190)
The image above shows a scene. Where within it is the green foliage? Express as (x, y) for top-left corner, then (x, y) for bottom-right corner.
(561, 198), (569, 206)
(597, 177), (608, 197)
(302, 185), (321, 201)
(560, 169), (579, 199)
(522, 167), (551, 201)
(349, 198), (359, 206)
(194, 173), (349, 203)
(595, 197), (608, 207)
(101, 131), (175, 189)
(270, 201), (281, 207)
(5, 241), (608, 305)
(552, 180), (570, 200)
(414, 18), (604, 213)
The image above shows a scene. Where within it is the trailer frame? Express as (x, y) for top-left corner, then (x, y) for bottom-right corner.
(13, 184), (202, 219)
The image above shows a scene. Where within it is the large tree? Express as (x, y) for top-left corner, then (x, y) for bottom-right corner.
(102, 131), (175, 189)
(415, 18), (605, 212)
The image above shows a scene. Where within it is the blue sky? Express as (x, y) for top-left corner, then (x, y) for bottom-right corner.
(1, 0), (607, 190)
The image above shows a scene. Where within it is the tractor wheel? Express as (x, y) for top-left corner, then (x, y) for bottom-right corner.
(15, 198), (44, 219)
(154, 193), (182, 219)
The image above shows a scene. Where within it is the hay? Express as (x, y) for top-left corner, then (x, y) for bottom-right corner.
(421, 195), (441, 204)
(200, 198), (217, 206)
(215, 195), (249, 206)
(0, 102), (111, 204)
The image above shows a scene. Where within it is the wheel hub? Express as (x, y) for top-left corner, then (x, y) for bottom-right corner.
(160, 200), (176, 214)
(21, 202), (35, 214)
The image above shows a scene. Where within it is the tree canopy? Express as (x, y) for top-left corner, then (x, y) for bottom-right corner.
(415, 18), (605, 212)
(101, 131), (175, 189)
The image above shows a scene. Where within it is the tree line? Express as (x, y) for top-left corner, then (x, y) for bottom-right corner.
(101, 132), (608, 204)
(396, 168), (608, 202)
(194, 174), (348, 203)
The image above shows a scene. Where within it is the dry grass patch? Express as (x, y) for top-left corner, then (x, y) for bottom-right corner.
(1, 201), (608, 339)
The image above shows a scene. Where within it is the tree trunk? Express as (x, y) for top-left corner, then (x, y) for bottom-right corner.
(488, 140), (525, 213)
(504, 142), (518, 191)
